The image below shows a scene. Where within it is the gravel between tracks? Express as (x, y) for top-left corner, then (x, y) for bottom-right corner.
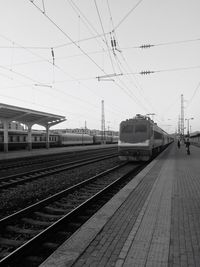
(0, 157), (120, 219)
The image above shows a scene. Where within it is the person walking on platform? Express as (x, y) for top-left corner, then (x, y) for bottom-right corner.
(185, 138), (190, 155)
(177, 139), (180, 149)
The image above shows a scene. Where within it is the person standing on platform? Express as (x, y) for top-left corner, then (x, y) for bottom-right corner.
(177, 139), (180, 149)
(185, 138), (190, 155)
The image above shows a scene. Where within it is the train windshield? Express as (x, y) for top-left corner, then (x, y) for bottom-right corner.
(135, 124), (147, 133)
(121, 125), (133, 133)
(120, 122), (149, 143)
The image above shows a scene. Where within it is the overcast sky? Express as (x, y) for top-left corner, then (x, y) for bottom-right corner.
(0, 0), (199, 133)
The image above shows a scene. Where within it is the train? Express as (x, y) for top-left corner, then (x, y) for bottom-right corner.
(0, 129), (118, 151)
(118, 114), (173, 161)
(189, 131), (200, 146)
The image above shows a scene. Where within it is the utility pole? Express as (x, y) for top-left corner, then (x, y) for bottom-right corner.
(180, 94), (184, 140)
(178, 115), (181, 137)
(101, 100), (106, 144)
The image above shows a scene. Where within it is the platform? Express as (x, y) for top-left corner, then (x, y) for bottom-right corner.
(0, 144), (117, 161)
(39, 143), (200, 267)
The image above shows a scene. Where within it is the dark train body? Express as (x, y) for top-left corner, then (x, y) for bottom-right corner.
(0, 130), (118, 151)
(118, 114), (173, 161)
(189, 131), (200, 146)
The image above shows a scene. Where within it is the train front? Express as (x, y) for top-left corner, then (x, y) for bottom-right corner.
(118, 116), (152, 161)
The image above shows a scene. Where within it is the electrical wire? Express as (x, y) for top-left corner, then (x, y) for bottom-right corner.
(94, 0), (116, 73)
(106, 0), (159, 115)
(28, 1), (128, 118)
(29, 0), (106, 75)
(0, 34), (123, 120)
(122, 65), (200, 76)
(187, 81), (200, 107)
(1, 36), (199, 51)
(113, 0), (144, 31)
(123, 37), (200, 50)
(67, 0), (107, 50)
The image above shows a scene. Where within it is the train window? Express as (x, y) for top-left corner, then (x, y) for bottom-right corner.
(135, 124), (147, 133)
(121, 125), (133, 133)
(154, 131), (163, 139)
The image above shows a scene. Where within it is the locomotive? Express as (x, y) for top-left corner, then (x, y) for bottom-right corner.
(118, 114), (173, 161)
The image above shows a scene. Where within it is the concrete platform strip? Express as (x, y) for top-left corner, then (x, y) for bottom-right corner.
(40, 147), (171, 267)
(121, 150), (174, 267)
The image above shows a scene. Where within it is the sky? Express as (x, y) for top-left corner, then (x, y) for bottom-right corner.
(0, 0), (199, 134)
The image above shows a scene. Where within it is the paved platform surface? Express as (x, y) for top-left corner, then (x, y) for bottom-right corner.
(40, 143), (200, 267)
(0, 144), (117, 161)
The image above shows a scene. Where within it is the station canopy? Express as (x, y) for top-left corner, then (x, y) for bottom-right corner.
(0, 103), (66, 127)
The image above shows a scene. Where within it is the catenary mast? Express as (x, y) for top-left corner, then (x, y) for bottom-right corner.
(180, 94), (184, 139)
(101, 100), (106, 144)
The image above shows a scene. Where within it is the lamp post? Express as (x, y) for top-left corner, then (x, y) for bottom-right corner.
(185, 118), (194, 137)
(107, 121), (111, 134)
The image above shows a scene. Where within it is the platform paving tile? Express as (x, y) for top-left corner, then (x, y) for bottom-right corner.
(39, 147), (170, 267)
(169, 145), (200, 267)
(122, 154), (173, 267)
(69, 149), (171, 267)
(40, 144), (200, 267)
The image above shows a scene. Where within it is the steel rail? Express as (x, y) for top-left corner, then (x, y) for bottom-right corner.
(0, 153), (118, 190)
(0, 162), (138, 266)
(0, 147), (117, 169)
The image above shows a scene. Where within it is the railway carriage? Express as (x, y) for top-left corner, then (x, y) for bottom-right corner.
(0, 130), (60, 150)
(0, 130), (118, 151)
(93, 134), (118, 144)
(111, 135), (119, 144)
(59, 132), (93, 146)
(189, 131), (200, 146)
(118, 114), (173, 161)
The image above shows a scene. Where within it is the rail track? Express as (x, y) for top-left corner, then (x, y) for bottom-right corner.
(0, 162), (143, 266)
(0, 147), (118, 175)
(0, 152), (118, 190)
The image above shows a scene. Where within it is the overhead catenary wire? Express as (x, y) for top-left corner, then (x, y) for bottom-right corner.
(67, 0), (107, 51)
(0, 34), (124, 120)
(29, 0), (106, 75)
(121, 65), (200, 76)
(105, 1), (155, 114)
(123, 37), (200, 50)
(94, 0), (116, 74)
(0, 90), (101, 123)
(29, 0), (130, 119)
(113, 0), (144, 31)
(93, 0), (150, 113)
(1, 1), (199, 131)
(187, 81), (200, 107)
(29, 0), (131, 117)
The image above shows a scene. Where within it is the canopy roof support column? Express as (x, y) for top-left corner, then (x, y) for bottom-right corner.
(3, 120), (8, 153)
(46, 125), (50, 149)
(27, 124), (33, 151)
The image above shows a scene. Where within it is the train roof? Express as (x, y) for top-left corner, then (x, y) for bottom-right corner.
(190, 131), (200, 137)
(59, 132), (92, 137)
(120, 114), (169, 135)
